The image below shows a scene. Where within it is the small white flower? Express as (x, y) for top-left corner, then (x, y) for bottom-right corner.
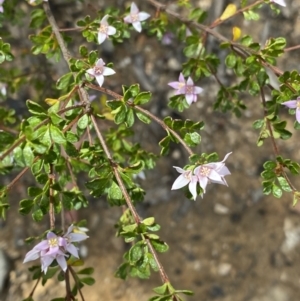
(86, 58), (115, 87)
(172, 153), (232, 200)
(98, 15), (116, 44)
(123, 2), (150, 33)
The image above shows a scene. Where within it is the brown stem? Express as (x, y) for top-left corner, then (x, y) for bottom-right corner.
(6, 156), (40, 191)
(29, 276), (41, 297)
(133, 105), (194, 156)
(284, 44), (300, 52)
(49, 163), (55, 230)
(69, 266), (86, 301)
(90, 114), (170, 283)
(65, 268), (75, 301)
(210, 0), (264, 29)
(259, 87), (296, 191)
(86, 83), (194, 156)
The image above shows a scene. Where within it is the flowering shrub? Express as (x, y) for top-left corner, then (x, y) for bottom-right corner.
(0, 0), (299, 300)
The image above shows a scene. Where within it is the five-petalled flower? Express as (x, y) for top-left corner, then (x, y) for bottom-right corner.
(270, 0), (286, 7)
(172, 153), (232, 200)
(98, 15), (116, 44)
(168, 73), (203, 106)
(282, 97), (300, 123)
(86, 58), (115, 87)
(23, 225), (89, 274)
(123, 2), (150, 33)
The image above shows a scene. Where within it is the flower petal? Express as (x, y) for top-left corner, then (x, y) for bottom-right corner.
(23, 249), (40, 263)
(102, 67), (116, 76)
(185, 94), (194, 105)
(86, 68), (95, 77)
(107, 26), (116, 35)
(95, 75), (104, 87)
(173, 166), (185, 174)
(66, 244), (80, 258)
(132, 21), (142, 32)
(100, 15), (109, 24)
(188, 178), (198, 200)
(131, 2), (139, 14)
(186, 77), (194, 86)
(194, 86), (203, 94)
(98, 32), (107, 44)
(68, 232), (89, 242)
(296, 108), (300, 123)
(138, 12), (150, 21)
(281, 100), (297, 108)
(124, 15), (132, 23)
(171, 174), (190, 190)
(56, 255), (68, 272)
(198, 176), (208, 192)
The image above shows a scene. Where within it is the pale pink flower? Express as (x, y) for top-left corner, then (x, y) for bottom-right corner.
(172, 167), (199, 200)
(168, 73), (203, 105)
(270, 0), (286, 7)
(23, 225), (89, 274)
(123, 2), (150, 33)
(282, 97), (300, 123)
(172, 153), (232, 200)
(98, 15), (116, 44)
(86, 58), (115, 87)
(194, 152), (232, 196)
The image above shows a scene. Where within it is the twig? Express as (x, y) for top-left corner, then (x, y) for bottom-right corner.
(86, 83), (194, 156)
(90, 114), (170, 283)
(49, 163), (55, 230)
(69, 266), (86, 301)
(29, 276), (41, 297)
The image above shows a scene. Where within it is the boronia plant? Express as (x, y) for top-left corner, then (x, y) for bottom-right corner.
(0, 0), (299, 300)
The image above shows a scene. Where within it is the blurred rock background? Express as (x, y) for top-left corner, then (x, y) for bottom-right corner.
(1, 0), (300, 300)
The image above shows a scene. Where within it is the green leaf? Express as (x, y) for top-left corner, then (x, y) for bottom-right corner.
(277, 176), (292, 192)
(19, 199), (34, 215)
(26, 100), (47, 116)
(77, 267), (94, 275)
(32, 208), (44, 222)
(153, 283), (168, 295)
(77, 114), (89, 130)
(56, 72), (73, 90)
(80, 277), (95, 286)
(134, 92), (152, 105)
(23, 144), (35, 166)
(272, 184), (282, 198)
(184, 132), (201, 147)
(64, 142), (79, 157)
(136, 111), (151, 124)
(225, 53), (237, 68)
(142, 217), (155, 226)
(129, 243), (144, 263)
(151, 239), (169, 253)
(175, 290), (194, 296)
(50, 125), (66, 144)
(263, 161), (276, 170)
(108, 181), (123, 201)
(79, 45), (88, 57)
(28, 187), (43, 197)
(115, 262), (129, 280)
(0, 131), (15, 151)
(252, 119), (264, 129)
(125, 108), (135, 127)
